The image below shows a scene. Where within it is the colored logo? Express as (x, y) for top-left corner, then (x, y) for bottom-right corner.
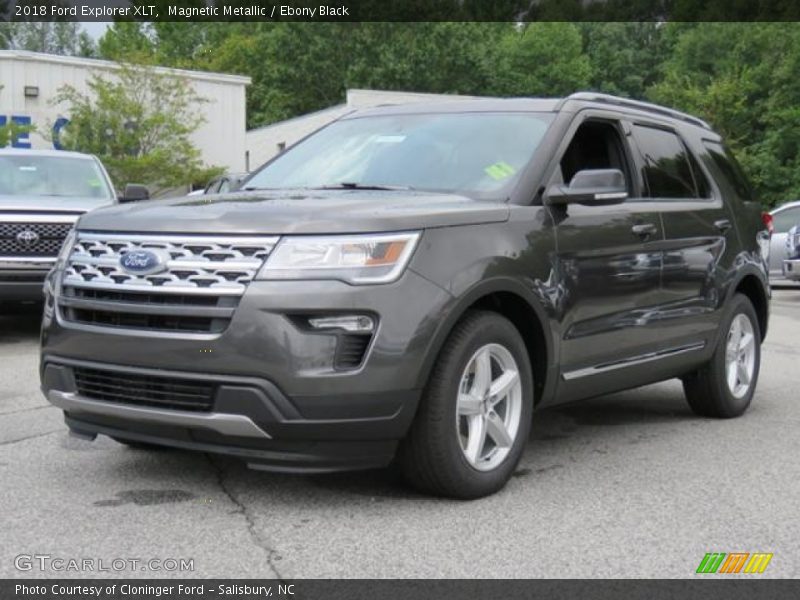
(15, 230), (40, 247)
(119, 249), (169, 276)
(696, 552), (773, 574)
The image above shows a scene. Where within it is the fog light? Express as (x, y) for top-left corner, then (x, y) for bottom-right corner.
(308, 315), (375, 333)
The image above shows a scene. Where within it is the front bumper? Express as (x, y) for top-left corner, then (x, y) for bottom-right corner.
(0, 258), (52, 301)
(783, 258), (800, 281)
(41, 270), (453, 472)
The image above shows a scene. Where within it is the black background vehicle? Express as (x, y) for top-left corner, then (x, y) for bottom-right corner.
(40, 93), (769, 498)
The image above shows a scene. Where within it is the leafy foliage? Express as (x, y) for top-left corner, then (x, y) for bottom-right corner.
(52, 64), (221, 192)
(1, 1), (95, 56)
(0, 120), (34, 147)
(647, 23), (800, 206)
(81, 21), (800, 207)
(0, 86), (35, 147)
(493, 23), (590, 96)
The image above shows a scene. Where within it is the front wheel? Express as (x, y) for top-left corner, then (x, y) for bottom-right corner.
(400, 311), (533, 499)
(682, 293), (761, 418)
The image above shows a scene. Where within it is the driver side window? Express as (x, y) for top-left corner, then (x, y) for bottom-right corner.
(559, 119), (633, 194)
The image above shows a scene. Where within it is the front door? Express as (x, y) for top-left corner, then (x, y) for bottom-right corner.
(547, 115), (667, 400)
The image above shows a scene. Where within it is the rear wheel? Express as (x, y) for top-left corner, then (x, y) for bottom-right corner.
(400, 311), (533, 499)
(682, 293), (761, 418)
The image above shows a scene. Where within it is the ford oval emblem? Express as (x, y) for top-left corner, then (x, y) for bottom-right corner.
(119, 249), (169, 276)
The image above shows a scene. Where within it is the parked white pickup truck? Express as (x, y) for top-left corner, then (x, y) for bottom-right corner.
(0, 149), (147, 302)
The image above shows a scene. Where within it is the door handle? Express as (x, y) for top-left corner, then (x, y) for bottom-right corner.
(631, 223), (658, 239)
(714, 219), (732, 233)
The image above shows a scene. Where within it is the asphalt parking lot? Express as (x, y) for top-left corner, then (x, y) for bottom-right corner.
(1, 289), (799, 579)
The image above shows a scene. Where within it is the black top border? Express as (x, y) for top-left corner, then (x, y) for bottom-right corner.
(4, 0), (800, 23)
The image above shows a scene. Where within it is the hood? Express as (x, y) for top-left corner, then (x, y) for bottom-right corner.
(76, 190), (509, 234)
(0, 195), (114, 215)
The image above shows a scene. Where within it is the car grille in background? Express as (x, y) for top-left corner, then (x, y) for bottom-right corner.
(73, 366), (216, 412)
(0, 222), (73, 256)
(59, 233), (278, 334)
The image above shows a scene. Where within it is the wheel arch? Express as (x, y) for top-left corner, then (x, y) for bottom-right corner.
(729, 268), (769, 341)
(415, 278), (556, 407)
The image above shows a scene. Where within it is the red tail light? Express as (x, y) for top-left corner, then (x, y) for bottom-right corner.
(762, 212), (774, 235)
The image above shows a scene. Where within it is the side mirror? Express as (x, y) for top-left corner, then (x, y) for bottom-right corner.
(544, 169), (628, 206)
(119, 183), (150, 203)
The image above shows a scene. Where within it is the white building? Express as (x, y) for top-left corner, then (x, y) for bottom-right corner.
(244, 88), (476, 170)
(0, 50), (251, 172)
(1, 51), (472, 179)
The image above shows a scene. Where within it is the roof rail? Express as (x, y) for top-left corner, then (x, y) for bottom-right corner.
(562, 92), (712, 130)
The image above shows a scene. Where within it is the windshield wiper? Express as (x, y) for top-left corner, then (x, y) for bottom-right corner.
(314, 182), (414, 191)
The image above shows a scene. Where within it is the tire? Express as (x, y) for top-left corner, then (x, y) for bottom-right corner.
(399, 310), (534, 499)
(112, 437), (169, 450)
(682, 293), (761, 418)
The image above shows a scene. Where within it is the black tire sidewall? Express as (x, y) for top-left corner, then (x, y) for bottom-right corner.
(709, 294), (761, 416)
(425, 312), (533, 496)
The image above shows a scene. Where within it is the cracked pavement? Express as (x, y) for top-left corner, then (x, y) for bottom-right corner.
(2, 290), (800, 578)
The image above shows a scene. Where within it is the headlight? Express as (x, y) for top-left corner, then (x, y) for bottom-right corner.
(256, 232), (420, 285)
(44, 227), (76, 298)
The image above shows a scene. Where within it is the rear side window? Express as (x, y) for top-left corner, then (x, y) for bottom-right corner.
(772, 206), (800, 234)
(702, 141), (754, 202)
(632, 125), (709, 199)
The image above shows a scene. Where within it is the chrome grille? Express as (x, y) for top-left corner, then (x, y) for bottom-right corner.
(58, 233), (278, 334)
(63, 233), (278, 296)
(0, 222), (73, 257)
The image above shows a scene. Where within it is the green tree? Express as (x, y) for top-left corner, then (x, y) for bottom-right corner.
(579, 22), (670, 98)
(0, 121), (33, 147)
(492, 23), (591, 96)
(0, 1), (11, 49)
(345, 23), (505, 97)
(52, 63), (221, 192)
(3, 1), (94, 56)
(7, 22), (95, 56)
(205, 22), (506, 128)
(97, 22), (155, 62)
(648, 23), (800, 207)
(0, 85), (35, 147)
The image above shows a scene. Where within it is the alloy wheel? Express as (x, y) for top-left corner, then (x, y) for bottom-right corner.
(456, 343), (524, 472)
(725, 313), (756, 399)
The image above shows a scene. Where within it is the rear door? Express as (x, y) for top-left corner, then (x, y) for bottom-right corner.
(629, 122), (737, 353)
(548, 113), (668, 400)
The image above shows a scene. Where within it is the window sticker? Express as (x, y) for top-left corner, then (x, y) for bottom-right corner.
(484, 161), (516, 180)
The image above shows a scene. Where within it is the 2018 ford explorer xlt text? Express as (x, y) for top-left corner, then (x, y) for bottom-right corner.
(40, 93), (770, 499)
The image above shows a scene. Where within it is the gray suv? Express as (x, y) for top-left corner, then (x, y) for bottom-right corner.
(0, 149), (117, 302)
(40, 93), (770, 498)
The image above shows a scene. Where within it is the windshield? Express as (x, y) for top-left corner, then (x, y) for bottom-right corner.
(0, 155), (113, 200)
(245, 112), (554, 198)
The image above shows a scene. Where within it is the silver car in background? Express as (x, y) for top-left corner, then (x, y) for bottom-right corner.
(769, 200), (800, 282)
(782, 224), (800, 281)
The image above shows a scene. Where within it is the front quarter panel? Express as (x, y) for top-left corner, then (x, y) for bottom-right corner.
(409, 206), (560, 397)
